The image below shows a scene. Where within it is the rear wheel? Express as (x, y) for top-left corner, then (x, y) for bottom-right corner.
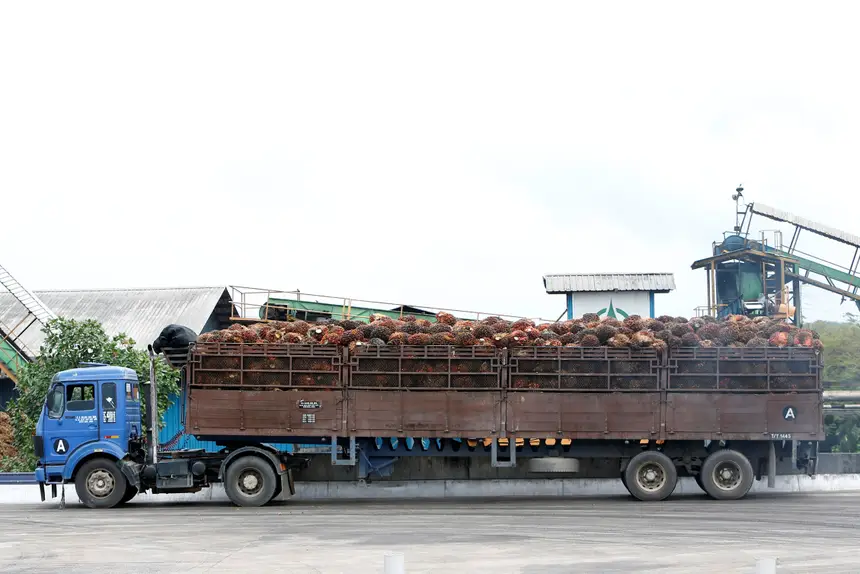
(623, 451), (677, 501)
(224, 456), (277, 507)
(74, 458), (128, 509)
(700, 449), (754, 500)
(694, 472), (706, 493)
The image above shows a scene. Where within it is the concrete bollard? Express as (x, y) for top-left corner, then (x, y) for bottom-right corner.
(384, 551), (404, 574)
(755, 557), (777, 573)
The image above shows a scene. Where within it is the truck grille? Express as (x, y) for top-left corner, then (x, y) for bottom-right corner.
(33, 435), (44, 458)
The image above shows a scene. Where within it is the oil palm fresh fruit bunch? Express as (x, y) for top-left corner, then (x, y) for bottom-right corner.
(680, 333), (700, 347)
(370, 325), (393, 342)
(436, 312), (457, 326)
(429, 323), (453, 334)
(388, 332), (408, 346)
(407, 333), (431, 345)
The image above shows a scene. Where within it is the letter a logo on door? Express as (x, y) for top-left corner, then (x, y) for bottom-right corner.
(782, 406), (797, 421)
(53, 439), (69, 454)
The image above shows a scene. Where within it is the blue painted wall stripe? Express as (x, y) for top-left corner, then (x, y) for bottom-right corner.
(158, 393), (293, 453)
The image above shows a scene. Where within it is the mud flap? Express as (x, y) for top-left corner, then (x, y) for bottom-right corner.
(39, 483), (45, 502)
(276, 470), (295, 501)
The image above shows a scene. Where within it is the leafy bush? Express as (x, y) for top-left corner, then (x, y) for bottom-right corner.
(0, 317), (178, 471)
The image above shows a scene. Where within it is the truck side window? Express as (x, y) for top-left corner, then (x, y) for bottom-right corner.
(47, 385), (64, 419)
(102, 383), (117, 411)
(102, 383), (117, 424)
(125, 382), (139, 402)
(66, 384), (96, 412)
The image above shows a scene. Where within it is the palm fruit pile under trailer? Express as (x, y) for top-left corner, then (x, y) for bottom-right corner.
(692, 187), (860, 323)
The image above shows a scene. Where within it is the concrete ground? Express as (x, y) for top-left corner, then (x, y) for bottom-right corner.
(0, 493), (858, 573)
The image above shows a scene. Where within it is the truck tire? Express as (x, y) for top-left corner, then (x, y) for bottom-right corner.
(224, 456), (277, 507)
(117, 485), (138, 505)
(74, 458), (128, 509)
(694, 472), (706, 493)
(623, 451), (677, 501)
(699, 449), (754, 500)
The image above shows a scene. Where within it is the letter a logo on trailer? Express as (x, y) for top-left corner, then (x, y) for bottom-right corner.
(53, 438), (69, 454)
(783, 406), (797, 421)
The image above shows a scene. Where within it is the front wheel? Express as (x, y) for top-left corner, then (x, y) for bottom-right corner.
(623, 451), (678, 501)
(117, 484), (138, 505)
(224, 456), (277, 507)
(74, 458), (128, 509)
(699, 449), (754, 500)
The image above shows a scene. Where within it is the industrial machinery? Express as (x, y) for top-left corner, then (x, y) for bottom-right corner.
(0, 263), (56, 384)
(692, 186), (860, 323)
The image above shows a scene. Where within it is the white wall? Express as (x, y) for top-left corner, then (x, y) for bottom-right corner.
(570, 291), (653, 319)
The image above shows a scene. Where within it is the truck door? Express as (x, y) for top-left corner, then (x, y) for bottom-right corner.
(43, 381), (100, 466)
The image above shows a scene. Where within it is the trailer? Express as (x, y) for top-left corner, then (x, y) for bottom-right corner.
(32, 336), (822, 508)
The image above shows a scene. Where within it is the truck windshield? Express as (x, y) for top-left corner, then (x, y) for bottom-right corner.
(47, 385), (64, 419)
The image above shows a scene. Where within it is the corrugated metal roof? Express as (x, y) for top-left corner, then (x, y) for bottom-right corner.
(0, 287), (230, 354)
(543, 273), (676, 294)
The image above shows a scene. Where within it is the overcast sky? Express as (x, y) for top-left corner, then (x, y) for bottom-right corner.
(2, 2), (859, 322)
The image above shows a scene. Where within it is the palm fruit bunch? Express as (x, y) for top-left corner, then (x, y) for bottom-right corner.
(580, 334), (601, 347)
(436, 312), (457, 326)
(454, 332), (477, 346)
(582, 313), (600, 324)
(388, 332), (409, 346)
(429, 323), (453, 334)
(429, 333), (450, 345)
(407, 333), (431, 345)
(340, 329), (364, 346)
(524, 326), (542, 340)
(595, 323), (618, 344)
(370, 325), (393, 342)
(307, 325), (327, 342)
(623, 315), (645, 333)
(508, 330), (529, 347)
(680, 333), (700, 347)
(286, 321), (309, 334)
(491, 321), (512, 334)
(607, 334), (631, 348)
(283, 332), (304, 344)
(511, 319), (535, 331)
(399, 322), (421, 335)
(472, 324), (494, 339)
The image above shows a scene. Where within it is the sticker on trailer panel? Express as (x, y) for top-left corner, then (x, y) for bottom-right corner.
(783, 406), (797, 421)
(771, 433), (792, 440)
(297, 400), (321, 410)
(302, 413), (316, 424)
(53, 439), (69, 454)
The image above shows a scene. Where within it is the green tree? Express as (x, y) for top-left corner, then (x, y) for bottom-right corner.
(0, 317), (179, 471)
(807, 315), (860, 452)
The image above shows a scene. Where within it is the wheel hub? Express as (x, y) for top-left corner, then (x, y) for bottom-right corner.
(86, 469), (115, 498)
(636, 462), (666, 492)
(238, 470), (262, 495)
(713, 461), (742, 491)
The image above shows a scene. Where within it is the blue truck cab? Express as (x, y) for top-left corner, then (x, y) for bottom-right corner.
(34, 364), (143, 507)
(34, 355), (298, 509)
